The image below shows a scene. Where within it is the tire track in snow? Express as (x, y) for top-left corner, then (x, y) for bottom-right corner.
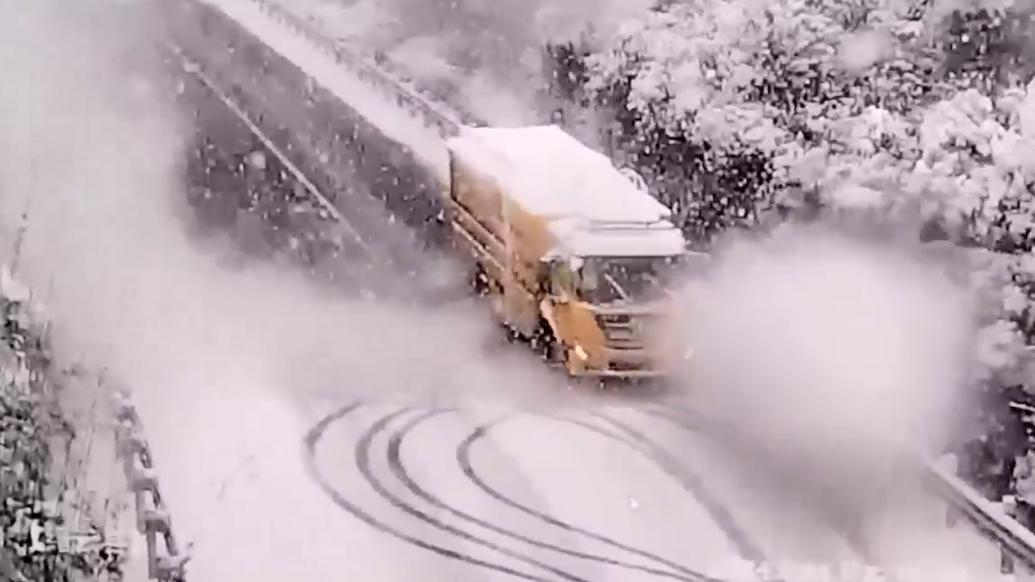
(307, 402), (765, 581)
(304, 403), (554, 581)
(458, 414), (765, 573)
(583, 412), (768, 565)
(390, 409), (713, 581)
(643, 407), (902, 582)
(355, 407), (591, 581)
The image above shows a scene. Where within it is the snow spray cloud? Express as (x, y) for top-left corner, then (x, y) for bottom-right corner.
(296, 0), (652, 125)
(671, 226), (975, 528)
(0, 0), (557, 409)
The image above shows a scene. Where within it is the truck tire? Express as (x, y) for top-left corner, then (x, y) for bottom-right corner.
(469, 263), (490, 296)
(532, 318), (560, 363)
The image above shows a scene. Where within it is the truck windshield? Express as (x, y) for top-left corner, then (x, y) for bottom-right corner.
(577, 256), (682, 305)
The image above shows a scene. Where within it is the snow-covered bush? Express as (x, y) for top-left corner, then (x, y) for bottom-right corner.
(0, 269), (121, 581)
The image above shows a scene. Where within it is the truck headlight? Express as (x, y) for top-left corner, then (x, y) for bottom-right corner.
(573, 343), (589, 361)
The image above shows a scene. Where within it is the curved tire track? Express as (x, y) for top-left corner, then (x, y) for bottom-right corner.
(355, 407), (592, 582)
(643, 407), (900, 581)
(306, 402), (760, 582)
(458, 419), (732, 582)
(585, 413), (767, 564)
(304, 403), (554, 581)
(390, 409), (710, 581)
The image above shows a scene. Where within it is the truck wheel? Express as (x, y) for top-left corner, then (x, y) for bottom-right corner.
(499, 322), (520, 344)
(470, 264), (490, 296)
(532, 319), (560, 363)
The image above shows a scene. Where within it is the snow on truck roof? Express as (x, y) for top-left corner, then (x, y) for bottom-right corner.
(554, 220), (687, 258)
(447, 125), (687, 257)
(447, 125), (674, 225)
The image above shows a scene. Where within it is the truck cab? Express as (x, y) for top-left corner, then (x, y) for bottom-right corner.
(538, 231), (704, 377)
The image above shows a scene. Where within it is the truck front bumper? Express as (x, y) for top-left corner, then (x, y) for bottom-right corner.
(565, 346), (666, 379)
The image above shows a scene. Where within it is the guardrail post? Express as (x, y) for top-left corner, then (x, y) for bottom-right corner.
(154, 552), (190, 581)
(110, 384), (187, 580)
(1005, 550), (1016, 575)
(115, 400), (139, 425)
(1004, 496), (1018, 574)
(120, 431), (149, 458)
(130, 466), (160, 494)
(143, 508), (172, 536)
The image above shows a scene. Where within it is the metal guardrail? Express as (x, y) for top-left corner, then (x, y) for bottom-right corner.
(237, 0), (468, 138)
(926, 459), (1035, 575)
(112, 390), (189, 581)
(285, 7), (487, 129)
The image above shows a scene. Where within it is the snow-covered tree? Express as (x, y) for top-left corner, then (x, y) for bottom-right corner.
(547, 0), (1035, 236)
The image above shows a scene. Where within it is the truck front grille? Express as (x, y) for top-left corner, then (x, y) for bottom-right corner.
(608, 359), (648, 372)
(597, 313), (655, 348)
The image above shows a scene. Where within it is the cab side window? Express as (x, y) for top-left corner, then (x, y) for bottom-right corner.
(550, 263), (575, 297)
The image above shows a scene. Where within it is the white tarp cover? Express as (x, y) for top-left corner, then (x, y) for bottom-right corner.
(447, 125), (686, 257)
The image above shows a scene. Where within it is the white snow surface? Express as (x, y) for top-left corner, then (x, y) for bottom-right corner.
(450, 125), (672, 224)
(449, 125), (686, 257)
(829, 183), (885, 210)
(552, 220), (687, 258)
(0, 265), (30, 302)
(199, 0), (450, 178)
(131, 387), (760, 581)
(126, 384), (1017, 582)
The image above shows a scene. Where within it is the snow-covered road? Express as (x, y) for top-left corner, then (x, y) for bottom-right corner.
(131, 378), (1008, 582)
(129, 369), (763, 581)
(305, 400), (747, 581)
(132, 387), (755, 581)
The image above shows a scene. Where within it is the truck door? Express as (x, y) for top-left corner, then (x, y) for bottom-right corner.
(542, 262), (580, 345)
(543, 261), (608, 369)
(499, 211), (538, 336)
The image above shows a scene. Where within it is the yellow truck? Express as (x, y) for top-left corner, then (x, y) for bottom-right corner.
(442, 125), (699, 378)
